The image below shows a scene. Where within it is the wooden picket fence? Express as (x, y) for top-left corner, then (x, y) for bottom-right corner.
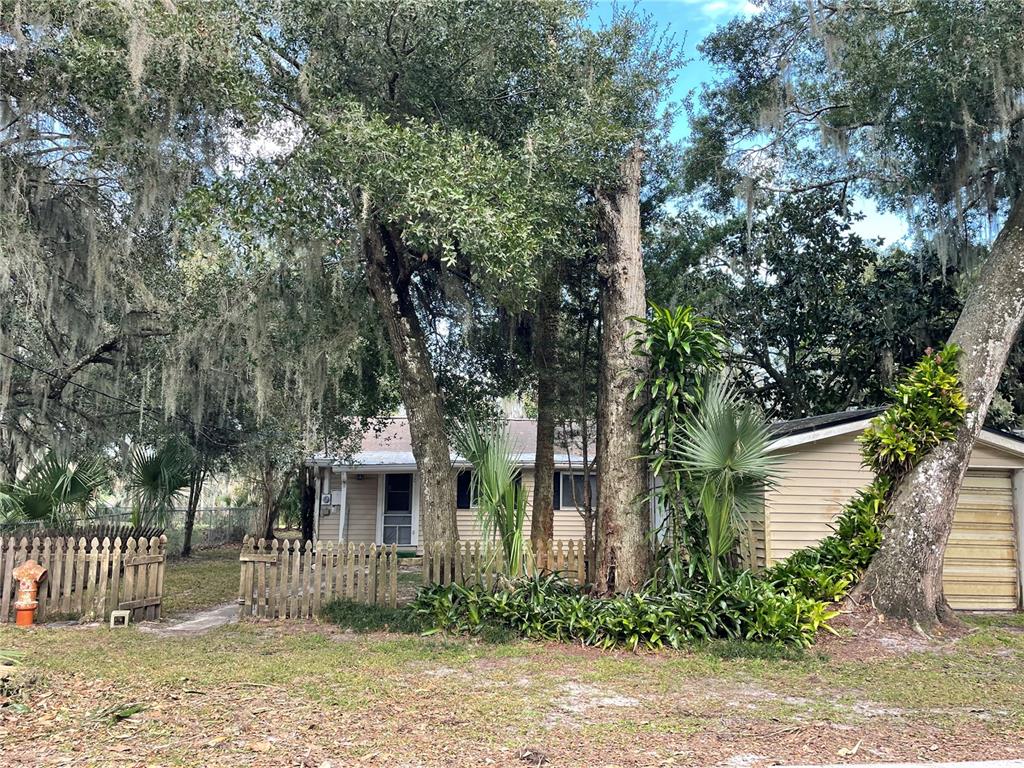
(0, 535), (167, 624)
(238, 538), (399, 619)
(422, 539), (587, 587)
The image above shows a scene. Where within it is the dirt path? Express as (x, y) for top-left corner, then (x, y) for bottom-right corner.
(139, 601), (238, 637)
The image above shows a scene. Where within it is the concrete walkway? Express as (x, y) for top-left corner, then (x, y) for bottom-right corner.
(139, 601), (238, 637)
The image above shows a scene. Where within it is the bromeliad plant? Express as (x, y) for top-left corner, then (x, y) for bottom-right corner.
(768, 344), (967, 602)
(455, 417), (528, 577)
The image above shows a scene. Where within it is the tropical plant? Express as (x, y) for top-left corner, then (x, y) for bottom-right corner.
(413, 570), (836, 650)
(0, 454), (109, 529)
(126, 441), (193, 528)
(668, 378), (780, 583)
(632, 303), (726, 570)
(454, 418), (528, 578)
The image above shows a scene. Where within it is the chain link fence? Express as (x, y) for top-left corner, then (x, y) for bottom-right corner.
(1, 506), (255, 556)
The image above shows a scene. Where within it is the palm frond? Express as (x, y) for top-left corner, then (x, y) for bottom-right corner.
(454, 416), (527, 576)
(667, 376), (782, 582)
(126, 441), (193, 528)
(13, 453), (109, 527)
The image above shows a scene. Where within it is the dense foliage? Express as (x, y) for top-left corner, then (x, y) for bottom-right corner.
(415, 344), (967, 648)
(413, 572), (836, 650)
(646, 192), (965, 420)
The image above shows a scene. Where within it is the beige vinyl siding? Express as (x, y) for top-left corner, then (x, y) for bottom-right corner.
(943, 470), (1018, 610)
(762, 433), (1023, 610)
(765, 435), (873, 563)
(738, 492), (767, 570)
(454, 468), (586, 542)
(317, 468), (341, 541)
(966, 441), (1023, 469)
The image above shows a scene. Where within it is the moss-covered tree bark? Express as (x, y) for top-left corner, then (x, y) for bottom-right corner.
(362, 213), (457, 548)
(857, 197), (1024, 629)
(594, 145), (651, 593)
(531, 264), (561, 549)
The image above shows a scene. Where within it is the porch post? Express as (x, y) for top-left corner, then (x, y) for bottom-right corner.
(337, 470), (348, 543)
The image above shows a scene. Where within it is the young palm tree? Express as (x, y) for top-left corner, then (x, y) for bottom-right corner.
(0, 454), (109, 528)
(126, 441), (193, 528)
(669, 378), (780, 583)
(454, 417), (527, 577)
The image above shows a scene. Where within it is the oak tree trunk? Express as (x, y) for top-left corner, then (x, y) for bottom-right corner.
(593, 145), (651, 594)
(300, 465), (316, 543)
(857, 196), (1024, 630)
(531, 264), (561, 550)
(180, 464), (206, 558)
(362, 212), (458, 548)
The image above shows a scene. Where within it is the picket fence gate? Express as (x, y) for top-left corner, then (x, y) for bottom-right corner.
(0, 535), (167, 623)
(422, 539), (588, 588)
(238, 538), (399, 619)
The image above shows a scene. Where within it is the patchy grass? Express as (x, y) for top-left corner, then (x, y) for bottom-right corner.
(321, 599), (425, 633)
(1, 613), (1023, 766)
(160, 545), (241, 618)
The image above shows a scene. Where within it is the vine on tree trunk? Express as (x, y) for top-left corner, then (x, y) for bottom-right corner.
(766, 344), (966, 604)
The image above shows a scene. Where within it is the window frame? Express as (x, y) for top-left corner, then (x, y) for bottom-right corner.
(559, 471), (596, 510)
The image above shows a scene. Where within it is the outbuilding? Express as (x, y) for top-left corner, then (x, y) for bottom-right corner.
(754, 410), (1024, 610)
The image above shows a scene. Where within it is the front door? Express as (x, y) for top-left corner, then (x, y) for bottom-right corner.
(382, 473), (413, 546)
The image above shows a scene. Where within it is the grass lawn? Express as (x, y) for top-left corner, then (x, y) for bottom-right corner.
(160, 545), (242, 618)
(1, 610), (1023, 767)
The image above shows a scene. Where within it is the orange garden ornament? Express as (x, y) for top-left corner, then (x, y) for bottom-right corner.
(12, 559), (47, 627)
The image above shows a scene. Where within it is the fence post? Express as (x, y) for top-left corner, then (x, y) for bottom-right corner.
(278, 540), (292, 619)
(268, 539), (280, 619)
(61, 537), (75, 615)
(289, 539), (302, 618)
(389, 544), (398, 608)
(238, 537), (253, 619)
(300, 540), (311, 618)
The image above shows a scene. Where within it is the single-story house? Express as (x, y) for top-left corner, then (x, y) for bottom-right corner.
(756, 409), (1024, 610)
(310, 419), (593, 547)
(310, 410), (1024, 610)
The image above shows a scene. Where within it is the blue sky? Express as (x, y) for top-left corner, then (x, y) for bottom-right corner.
(588, 1), (910, 245)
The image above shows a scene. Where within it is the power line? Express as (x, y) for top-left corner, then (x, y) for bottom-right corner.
(0, 350), (238, 448)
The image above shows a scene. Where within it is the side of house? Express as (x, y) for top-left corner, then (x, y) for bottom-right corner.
(751, 413), (1024, 610)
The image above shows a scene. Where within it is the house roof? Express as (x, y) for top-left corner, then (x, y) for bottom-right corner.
(769, 408), (883, 439)
(768, 407), (1024, 457)
(312, 417), (591, 470)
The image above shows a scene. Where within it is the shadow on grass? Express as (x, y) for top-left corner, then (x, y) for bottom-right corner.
(320, 600), (516, 645)
(321, 600), (425, 634)
(702, 639), (819, 661)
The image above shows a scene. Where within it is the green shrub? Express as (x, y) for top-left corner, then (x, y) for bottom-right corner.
(414, 345), (969, 651)
(412, 572), (837, 650)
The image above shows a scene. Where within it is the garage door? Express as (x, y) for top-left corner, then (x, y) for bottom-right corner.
(943, 470), (1020, 610)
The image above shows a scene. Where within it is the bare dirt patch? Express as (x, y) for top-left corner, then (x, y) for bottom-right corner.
(814, 601), (967, 661)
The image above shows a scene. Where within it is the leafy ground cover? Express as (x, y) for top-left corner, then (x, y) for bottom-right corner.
(1, 610), (1022, 766)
